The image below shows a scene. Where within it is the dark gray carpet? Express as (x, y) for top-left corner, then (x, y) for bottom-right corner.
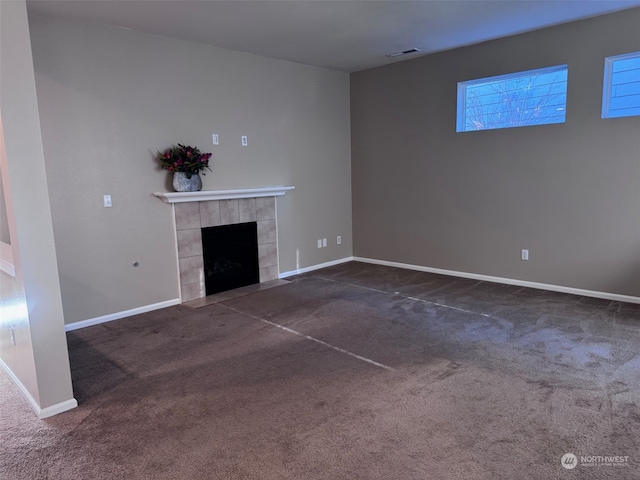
(1, 261), (639, 479)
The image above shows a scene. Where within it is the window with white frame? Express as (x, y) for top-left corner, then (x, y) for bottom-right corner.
(602, 51), (640, 119)
(457, 65), (568, 132)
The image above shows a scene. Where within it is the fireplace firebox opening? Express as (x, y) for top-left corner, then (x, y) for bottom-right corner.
(202, 222), (259, 295)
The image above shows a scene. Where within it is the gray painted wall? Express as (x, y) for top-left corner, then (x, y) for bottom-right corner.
(0, 0), (75, 412)
(351, 9), (640, 297)
(28, 13), (352, 325)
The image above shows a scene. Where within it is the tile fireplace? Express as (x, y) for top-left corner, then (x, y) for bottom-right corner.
(154, 187), (294, 302)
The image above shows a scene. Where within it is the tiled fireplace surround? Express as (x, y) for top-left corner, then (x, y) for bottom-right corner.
(155, 187), (294, 302)
(173, 197), (279, 302)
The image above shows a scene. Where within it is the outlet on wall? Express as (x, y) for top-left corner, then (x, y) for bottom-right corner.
(521, 249), (529, 261)
(337, 236), (342, 245)
(317, 239), (322, 248)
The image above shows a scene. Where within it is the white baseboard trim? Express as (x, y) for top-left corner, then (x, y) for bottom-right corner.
(353, 257), (640, 305)
(37, 398), (78, 419)
(0, 357), (77, 419)
(65, 298), (181, 332)
(280, 256), (354, 278)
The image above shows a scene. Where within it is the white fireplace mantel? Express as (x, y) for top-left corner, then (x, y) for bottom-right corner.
(153, 186), (295, 204)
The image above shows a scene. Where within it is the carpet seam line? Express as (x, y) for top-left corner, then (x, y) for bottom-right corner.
(218, 304), (396, 372)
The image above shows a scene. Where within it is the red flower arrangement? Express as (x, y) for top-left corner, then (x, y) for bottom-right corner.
(158, 144), (212, 179)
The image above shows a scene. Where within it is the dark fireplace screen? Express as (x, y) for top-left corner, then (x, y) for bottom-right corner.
(201, 222), (259, 295)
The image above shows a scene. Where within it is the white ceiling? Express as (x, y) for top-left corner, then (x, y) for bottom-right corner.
(26, 0), (640, 72)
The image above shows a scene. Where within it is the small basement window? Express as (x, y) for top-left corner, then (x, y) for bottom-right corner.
(602, 51), (640, 119)
(457, 65), (568, 132)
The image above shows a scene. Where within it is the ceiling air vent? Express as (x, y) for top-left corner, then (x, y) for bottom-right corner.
(386, 48), (422, 58)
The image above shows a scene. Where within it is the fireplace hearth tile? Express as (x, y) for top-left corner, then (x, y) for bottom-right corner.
(182, 279), (290, 309)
